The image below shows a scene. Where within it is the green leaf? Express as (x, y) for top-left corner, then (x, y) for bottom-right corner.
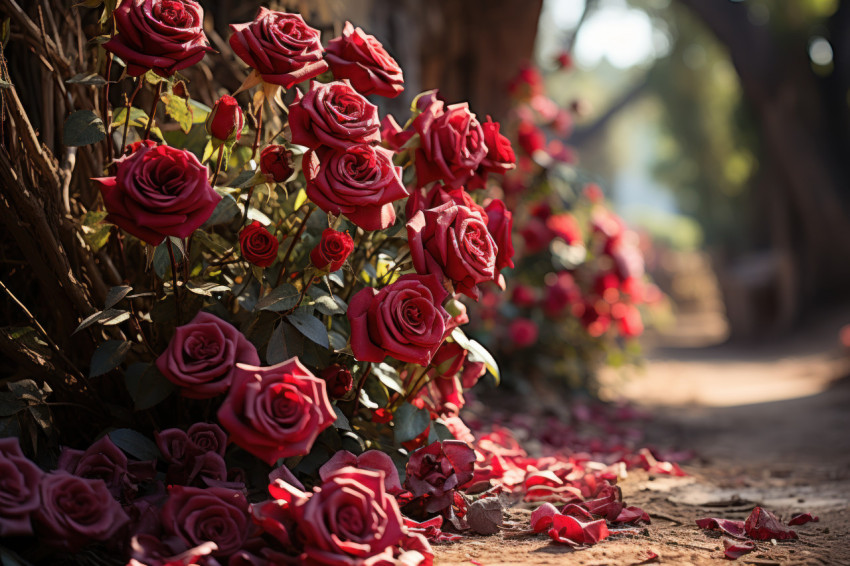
(124, 363), (175, 410)
(104, 285), (133, 309)
(0, 392), (25, 417)
(465, 339), (500, 386)
(90, 340), (132, 377)
(0, 545), (33, 566)
(108, 428), (161, 461)
(189, 99), (212, 123)
(288, 308), (329, 349)
(332, 406), (350, 431)
(63, 110), (106, 147)
(393, 403), (430, 444)
(193, 229), (233, 255)
(111, 106), (148, 128)
(432, 419), (455, 441)
(202, 194), (240, 228)
(256, 283), (300, 312)
(372, 363), (404, 395)
(8, 379), (50, 403)
(186, 281), (231, 296)
(162, 92), (193, 134)
(65, 73), (106, 86)
(310, 294), (347, 315)
(81, 210), (111, 251)
(265, 320), (288, 365)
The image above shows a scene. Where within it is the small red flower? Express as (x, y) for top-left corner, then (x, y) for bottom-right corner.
(259, 145), (294, 183)
(206, 95), (244, 143)
(310, 229), (354, 272)
(238, 221), (278, 268)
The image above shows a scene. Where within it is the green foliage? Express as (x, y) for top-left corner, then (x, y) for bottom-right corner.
(63, 110), (106, 146)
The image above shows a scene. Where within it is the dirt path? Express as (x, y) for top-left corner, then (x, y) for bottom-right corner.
(434, 309), (850, 565)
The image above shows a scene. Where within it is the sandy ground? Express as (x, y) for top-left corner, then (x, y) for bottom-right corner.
(433, 308), (850, 565)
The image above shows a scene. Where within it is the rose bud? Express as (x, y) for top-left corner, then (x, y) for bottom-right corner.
(259, 145), (294, 183)
(206, 95), (244, 143)
(319, 364), (353, 399)
(310, 229), (354, 273)
(238, 221), (279, 268)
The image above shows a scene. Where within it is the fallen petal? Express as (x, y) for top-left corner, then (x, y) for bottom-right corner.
(788, 512), (819, 526)
(744, 507), (798, 540)
(530, 503), (560, 533)
(723, 537), (756, 560)
(695, 517), (747, 539)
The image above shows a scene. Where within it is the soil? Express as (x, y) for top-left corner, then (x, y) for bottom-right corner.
(433, 308), (850, 565)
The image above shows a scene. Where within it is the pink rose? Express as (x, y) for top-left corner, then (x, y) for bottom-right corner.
(217, 358), (336, 465)
(289, 81), (381, 150)
(304, 144), (408, 231)
(318, 450), (403, 494)
(347, 274), (451, 366)
(156, 311), (260, 399)
(35, 472), (130, 551)
(103, 0), (213, 77)
(229, 8), (328, 88)
(326, 22), (404, 98)
(407, 202), (498, 300)
(484, 198), (515, 276)
(161, 485), (251, 556)
(57, 435), (128, 498)
(405, 440), (476, 513)
(94, 143), (221, 246)
(0, 437), (43, 536)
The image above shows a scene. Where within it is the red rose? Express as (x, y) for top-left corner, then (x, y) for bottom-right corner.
(517, 120), (546, 155)
(405, 184), (486, 220)
(412, 93), (488, 189)
(156, 311), (260, 399)
(229, 9), (327, 88)
(485, 198), (515, 276)
(35, 472), (130, 551)
(304, 144), (408, 231)
(310, 229), (354, 272)
(613, 303), (644, 338)
(405, 440), (476, 513)
(289, 81), (381, 150)
(511, 284), (537, 308)
(325, 22), (404, 98)
(94, 144), (221, 246)
(318, 450), (403, 494)
(468, 117), (516, 189)
(161, 486), (251, 556)
(103, 0), (213, 77)
(239, 221), (279, 268)
(407, 202), (498, 300)
(543, 272), (580, 314)
(380, 114), (414, 151)
(206, 95), (244, 143)
(547, 212), (582, 245)
(57, 435), (129, 499)
(319, 364), (353, 399)
(347, 274), (451, 366)
(259, 145), (294, 183)
(186, 422), (228, 456)
(216, 358), (336, 465)
(0, 438), (43, 537)
(123, 139), (157, 156)
(508, 318), (538, 348)
(290, 467), (405, 564)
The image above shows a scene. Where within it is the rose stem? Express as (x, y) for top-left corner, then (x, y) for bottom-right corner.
(351, 362), (372, 415)
(121, 76), (144, 152)
(210, 144), (225, 185)
(166, 238), (182, 326)
(251, 102), (264, 161)
(239, 186), (255, 226)
(275, 205), (313, 287)
(142, 80), (164, 141)
(102, 52), (114, 164)
(182, 237), (190, 285)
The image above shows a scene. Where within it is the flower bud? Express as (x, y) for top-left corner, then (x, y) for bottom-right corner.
(310, 229), (354, 273)
(206, 95), (244, 143)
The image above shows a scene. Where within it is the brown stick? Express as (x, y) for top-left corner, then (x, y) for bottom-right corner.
(251, 102), (264, 160)
(275, 206), (314, 287)
(166, 239), (182, 326)
(142, 80), (163, 141)
(121, 77), (144, 152)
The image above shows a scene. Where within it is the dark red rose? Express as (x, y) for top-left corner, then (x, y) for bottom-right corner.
(239, 221), (279, 268)
(318, 450), (403, 494)
(103, 0), (213, 77)
(186, 422), (228, 457)
(123, 139), (157, 156)
(508, 318), (538, 348)
(326, 21), (404, 98)
(290, 467), (405, 564)
(57, 435), (129, 499)
(412, 93), (488, 189)
(517, 120), (546, 155)
(129, 535), (218, 566)
(543, 271), (580, 314)
(520, 217), (553, 254)
(0, 437), (43, 537)
(485, 198), (515, 278)
(161, 486), (252, 556)
(405, 440), (476, 513)
(319, 364), (353, 399)
(380, 114), (414, 151)
(94, 144), (221, 246)
(507, 64), (544, 100)
(217, 358), (336, 465)
(259, 145), (294, 183)
(156, 311), (260, 399)
(348, 274), (451, 366)
(229, 9), (327, 88)
(407, 202), (498, 300)
(511, 284), (537, 308)
(371, 408), (393, 423)
(468, 117), (516, 189)
(304, 144), (408, 231)
(290, 81), (381, 150)
(206, 95), (244, 143)
(35, 472), (130, 551)
(310, 228), (354, 272)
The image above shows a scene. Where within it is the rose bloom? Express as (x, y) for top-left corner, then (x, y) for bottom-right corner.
(103, 0), (213, 77)
(407, 202), (498, 300)
(57, 435), (128, 499)
(217, 358), (336, 465)
(156, 311), (260, 399)
(161, 485), (251, 557)
(508, 318), (539, 348)
(347, 274), (451, 366)
(206, 95), (244, 143)
(405, 440), (476, 513)
(325, 21), (404, 98)
(239, 221), (279, 267)
(412, 91), (488, 189)
(318, 450), (403, 494)
(229, 8), (327, 88)
(35, 472), (130, 551)
(0, 437), (43, 537)
(287, 467), (405, 564)
(94, 143), (220, 246)
(304, 144), (408, 231)
(155, 423), (228, 486)
(319, 364), (353, 399)
(485, 198), (515, 276)
(468, 117), (516, 189)
(259, 144), (294, 183)
(289, 81), (381, 150)
(310, 228), (354, 272)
